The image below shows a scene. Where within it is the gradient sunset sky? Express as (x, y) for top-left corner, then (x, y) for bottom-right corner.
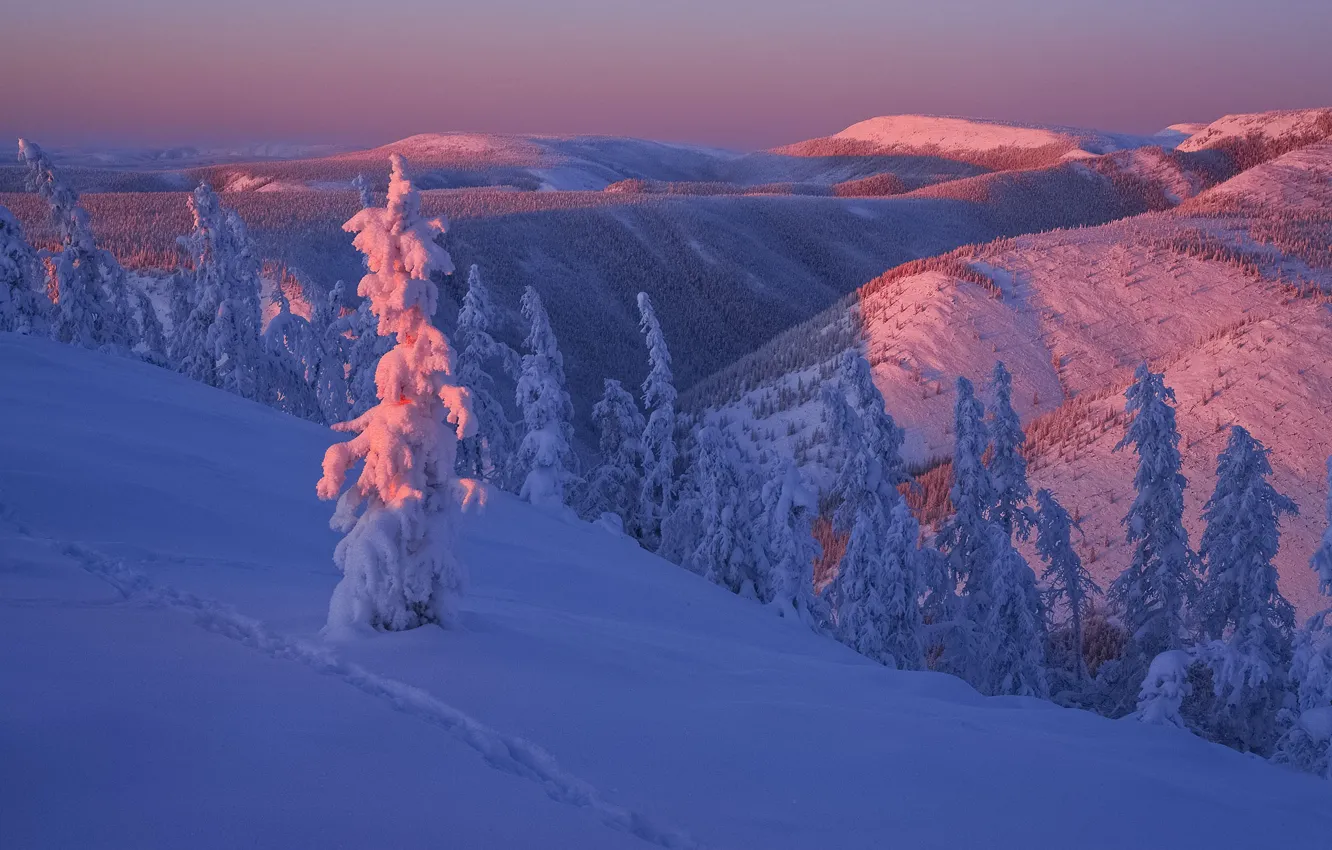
(4, 0), (1331, 150)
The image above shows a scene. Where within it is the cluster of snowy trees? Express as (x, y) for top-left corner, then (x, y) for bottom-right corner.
(2, 140), (383, 424)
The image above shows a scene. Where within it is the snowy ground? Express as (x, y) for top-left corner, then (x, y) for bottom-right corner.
(3, 335), (1330, 849)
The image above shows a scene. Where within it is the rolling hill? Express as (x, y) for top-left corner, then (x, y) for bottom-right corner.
(684, 131), (1332, 616)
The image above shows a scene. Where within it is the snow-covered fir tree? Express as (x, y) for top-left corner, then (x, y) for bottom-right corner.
(759, 458), (825, 628)
(514, 286), (575, 509)
(316, 154), (475, 632)
(821, 353), (924, 670)
(310, 281), (351, 425)
(978, 526), (1049, 697)
(1312, 458), (1332, 597)
(580, 378), (645, 528)
(682, 425), (767, 596)
(936, 376), (998, 674)
(19, 139), (136, 351)
(351, 173), (373, 209)
(1035, 488), (1100, 680)
(260, 283), (321, 421)
(1194, 426), (1297, 753)
(0, 204), (47, 334)
(987, 361), (1033, 540)
(133, 288), (167, 365)
(171, 183), (265, 401)
(637, 292), (677, 548)
(454, 265), (516, 482)
(1111, 364), (1197, 667)
(1136, 650), (1193, 729)
(939, 377), (995, 601)
(1273, 460), (1332, 776)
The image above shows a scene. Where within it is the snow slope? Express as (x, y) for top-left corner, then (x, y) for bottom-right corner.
(778, 115), (1172, 167)
(687, 141), (1332, 616)
(1178, 108), (1332, 154)
(2, 334), (1329, 849)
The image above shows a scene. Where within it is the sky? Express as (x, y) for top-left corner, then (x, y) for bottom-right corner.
(3, 0), (1331, 151)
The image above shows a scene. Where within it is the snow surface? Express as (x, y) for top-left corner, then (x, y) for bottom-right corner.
(827, 114), (1168, 156)
(2, 334), (1330, 849)
(1178, 108), (1332, 153)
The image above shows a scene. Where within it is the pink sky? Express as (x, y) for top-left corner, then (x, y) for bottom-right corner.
(4, 0), (1330, 149)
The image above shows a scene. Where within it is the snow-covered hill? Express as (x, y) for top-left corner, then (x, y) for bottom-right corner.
(1, 169), (1184, 443)
(1, 334), (1328, 849)
(777, 114), (1174, 169)
(1178, 108), (1332, 155)
(685, 139), (1332, 616)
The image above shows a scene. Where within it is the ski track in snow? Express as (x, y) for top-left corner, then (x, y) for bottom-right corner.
(56, 540), (706, 850)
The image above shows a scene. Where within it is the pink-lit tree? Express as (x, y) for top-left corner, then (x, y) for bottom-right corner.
(317, 155), (475, 633)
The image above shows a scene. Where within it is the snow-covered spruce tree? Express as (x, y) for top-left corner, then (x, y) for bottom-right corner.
(316, 155), (475, 633)
(133, 288), (167, 366)
(683, 425), (768, 596)
(1273, 464), (1332, 776)
(1193, 426), (1297, 753)
(821, 353), (924, 670)
(171, 183), (264, 399)
(1035, 488), (1101, 681)
(19, 139), (135, 351)
(1312, 458), (1332, 597)
(938, 377), (995, 602)
(978, 525), (1050, 697)
(351, 173), (373, 209)
(1274, 608), (1332, 777)
(0, 204), (47, 334)
(311, 281), (351, 425)
(637, 292), (677, 548)
(260, 284), (321, 421)
(454, 265), (516, 482)
(514, 286), (575, 509)
(1136, 650), (1193, 729)
(987, 361), (1033, 541)
(580, 378), (645, 527)
(1110, 364), (1197, 669)
(760, 457), (825, 628)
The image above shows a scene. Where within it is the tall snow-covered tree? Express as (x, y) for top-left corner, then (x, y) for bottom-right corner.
(0, 204), (47, 334)
(760, 457), (825, 628)
(260, 283), (321, 421)
(987, 361), (1033, 540)
(316, 154), (475, 633)
(580, 378), (645, 526)
(133, 288), (167, 365)
(1273, 457), (1332, 775)
(454, 265), (515, 482)
(637, 292), (677, 548)
(682, 425), (767, 596)
(19, 139), (135, 351)
(978, 526), (1050, 697)
(1311, 458), (1332, 597)
(171, 183), (264, 400)
(1111, 363), (1197, 664)
(938, 377), (995, 606)
(311, 280), (351, 425)
(1035, 488), (1100, 680)
(1194, 426), (1297, 752)
(514, 286), (575, 509)
(822, 353), (924, 671)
